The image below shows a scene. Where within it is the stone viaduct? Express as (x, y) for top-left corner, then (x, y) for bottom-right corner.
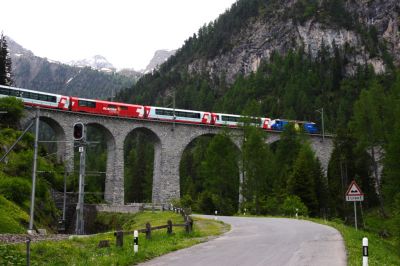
(22, 107), (333, 206)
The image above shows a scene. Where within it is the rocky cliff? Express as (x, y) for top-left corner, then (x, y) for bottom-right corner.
(186, 0), (399, 84)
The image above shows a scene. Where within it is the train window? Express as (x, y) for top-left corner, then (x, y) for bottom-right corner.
(221, 115), (240, 122)
(9, 89), (20, 97)
(78, 100), (96, 108)
(108, 105), (117, 109)
(39, 94), (48, 101)
(120, 106), (128, 110)
(0, 87), (10, 95)
(156, 109), (173, 116)
(176, 111), (200, 119)
(155, 109), (201, 118)
(29, 93), (39, 100)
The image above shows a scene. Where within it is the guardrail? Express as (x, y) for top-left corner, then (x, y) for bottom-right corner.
(112, 208), (193, 248)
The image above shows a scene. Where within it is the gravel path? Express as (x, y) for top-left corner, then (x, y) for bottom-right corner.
(0, 233), (70, 244)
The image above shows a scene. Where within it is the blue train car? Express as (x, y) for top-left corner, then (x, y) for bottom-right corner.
(270, 119), (319, 134)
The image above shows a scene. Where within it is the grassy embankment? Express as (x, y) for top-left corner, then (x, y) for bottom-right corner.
(309, 214), (400, 266)
(0, 195), (29, 234)
(0, 211), (229, 266)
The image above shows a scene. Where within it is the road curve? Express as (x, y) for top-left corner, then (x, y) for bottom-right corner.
(138, 215), (347, 266)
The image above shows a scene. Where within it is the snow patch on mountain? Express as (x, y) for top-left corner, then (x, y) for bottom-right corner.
(67, 55), (116, 72)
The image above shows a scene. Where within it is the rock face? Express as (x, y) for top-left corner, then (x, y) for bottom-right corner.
(144, 49), (176, 73)
(187, 0), (399, 84)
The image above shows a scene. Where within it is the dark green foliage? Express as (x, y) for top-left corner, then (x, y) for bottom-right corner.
(382, 73), (400, 205)
(350, 79), (390, 215)
(0, 176), (31, 204)
(0, 32), (13, 86)
(289, 0), (353, 29)
(79, 126), (108, 203)
(199, 133), (240, 215)
(242, 124), (274, 214)
(180, 135), (213, 201)
(287, 144), (319, 215)
(393, 194), (400, 248)
(0, 97), (24, 128)
(124, 130), (154, 203)
(180, 133), (239, 215)
(271, 124), (302, 199)
(0, 98), (63, 231)
(281, 195), (309, 216)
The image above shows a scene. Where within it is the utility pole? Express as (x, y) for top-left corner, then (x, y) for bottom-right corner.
(59, 168), (69, 232)
(28, 107), (40, 234)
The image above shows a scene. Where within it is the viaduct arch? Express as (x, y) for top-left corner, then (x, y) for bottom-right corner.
(22, 108), (333, 206)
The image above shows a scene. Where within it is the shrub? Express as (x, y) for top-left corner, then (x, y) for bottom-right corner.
(180, 194), (194, 209)
(281, 195), (309, 217)
(393, 193), (400, 251)
(197, 191), (216, 214)
(0, 97), (24, 128)
(0, 176), (31, 204)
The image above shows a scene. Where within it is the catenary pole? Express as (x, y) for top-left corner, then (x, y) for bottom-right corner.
(28, 107), (40, 233)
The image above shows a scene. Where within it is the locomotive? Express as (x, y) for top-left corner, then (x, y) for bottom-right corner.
(0, 85), (319, 134)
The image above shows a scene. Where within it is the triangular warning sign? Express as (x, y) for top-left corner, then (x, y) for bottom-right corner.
(345, 180), (364, 196)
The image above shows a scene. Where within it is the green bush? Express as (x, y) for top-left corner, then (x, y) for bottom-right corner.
(264, 196), (281, 215)
(281, 195), (309, 217)
(197, 191), (216, 214)
(0, 177), (31, 204)
(180, 194), (194, 208)
(393, 193), (400, 251)
(0, 97), (24, 128)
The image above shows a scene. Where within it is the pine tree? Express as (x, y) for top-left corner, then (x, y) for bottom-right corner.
(242, 125), (274, 214)
(350, 79), (388, 216)
(287, 143), (319, 216)
(0, 33), (13, 86)
(199, 132), (239, 215)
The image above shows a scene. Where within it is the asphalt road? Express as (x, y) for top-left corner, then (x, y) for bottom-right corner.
(138, 215), (347, 266)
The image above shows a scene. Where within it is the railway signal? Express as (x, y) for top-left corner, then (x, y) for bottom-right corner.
(73, 123), (85, 141)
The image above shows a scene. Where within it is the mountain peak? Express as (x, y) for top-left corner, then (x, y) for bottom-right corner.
(67, 55), (116, 72)
(143, 49), (176, 73)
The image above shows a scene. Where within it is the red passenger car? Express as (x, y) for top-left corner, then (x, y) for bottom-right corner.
(69, 97), (144, 118)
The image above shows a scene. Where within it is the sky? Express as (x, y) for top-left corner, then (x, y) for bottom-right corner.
(0, 0), (237, 70)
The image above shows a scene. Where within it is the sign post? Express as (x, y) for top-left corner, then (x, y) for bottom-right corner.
(345, 180), (364, 230)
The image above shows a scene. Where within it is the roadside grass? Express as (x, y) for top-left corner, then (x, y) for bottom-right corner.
(0, 211), (229, 266)
(308, 218), (400, 266)
(0, 195), (29, 234)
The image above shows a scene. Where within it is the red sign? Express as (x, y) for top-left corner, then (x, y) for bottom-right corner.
(345, 180), (364, 201)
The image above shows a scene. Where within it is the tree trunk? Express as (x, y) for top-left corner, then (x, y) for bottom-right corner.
(370, 146), (386, 217)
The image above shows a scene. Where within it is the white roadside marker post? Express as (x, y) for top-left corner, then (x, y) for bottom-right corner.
(214, 210), (218, 220)
(362, 237), (368, 266)
(134, 230), (139, 253)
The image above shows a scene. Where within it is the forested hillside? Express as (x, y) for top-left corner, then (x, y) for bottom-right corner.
(116, 0), (400, 244)
(1, 0), (399, 249)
